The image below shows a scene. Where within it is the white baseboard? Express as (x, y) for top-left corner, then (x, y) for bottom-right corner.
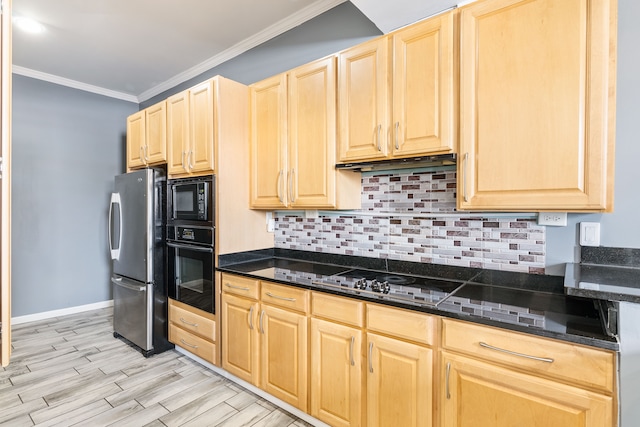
(12, 300), (114, 325)
(173, 347), (330, 427)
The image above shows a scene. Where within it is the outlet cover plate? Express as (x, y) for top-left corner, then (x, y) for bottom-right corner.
(538, 212), (568, 226)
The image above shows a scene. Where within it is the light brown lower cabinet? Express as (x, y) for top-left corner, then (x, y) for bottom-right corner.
(441, 352), (613, 427)
(441, 318), (616, 427)
(310, 292), (365, 427)
(168, 298), (217, 365)
(220, 275), (309, 412)
(218, 275), (617, 427)
(367, 332), (433, 427)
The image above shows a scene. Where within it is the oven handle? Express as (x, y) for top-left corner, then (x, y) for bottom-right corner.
(166, 242), (214, 253)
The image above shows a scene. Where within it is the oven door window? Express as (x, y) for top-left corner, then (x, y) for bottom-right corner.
(170, 244), (214, 313)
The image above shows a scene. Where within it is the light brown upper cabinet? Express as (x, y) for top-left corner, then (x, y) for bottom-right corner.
(457, 0), (617, 212)
(338, 11), (456, 162)
(250, 56), (361, 210)
(126, 101), (167, 170)
(167, 80), (216, 177)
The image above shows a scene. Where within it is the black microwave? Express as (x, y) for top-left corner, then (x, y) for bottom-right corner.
(168, 175), (214, 223)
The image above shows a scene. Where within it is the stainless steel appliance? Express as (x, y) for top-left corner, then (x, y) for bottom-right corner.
(167, 175), (216, 313)
(109, 167), (172, 356)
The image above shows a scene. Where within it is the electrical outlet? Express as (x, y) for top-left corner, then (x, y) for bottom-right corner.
(537, 212), (568, 226)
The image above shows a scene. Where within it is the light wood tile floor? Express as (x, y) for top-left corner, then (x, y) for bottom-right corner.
(0, 308), (311, 427)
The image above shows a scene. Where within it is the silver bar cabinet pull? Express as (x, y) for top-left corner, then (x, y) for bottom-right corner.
(479, 342), (555, 363)
(277, 170), (284, 204)
(181, 151), (187, 171)
(288, 169), (295, 204)
(179, 318), (198, 327)
(188, 150), (194, 170)
(143, 145), (150, 162)
(446, 362), (451, 399)
(463, 152), (469, 202)
(368, 342), (374, 373)
(265, 292), (296, 302)
(248, 306), (254, 330)
(376, 124), (382, 151)
(225, 283), (250, 291)
(180, 339), (198, 349)
(395, 122), (400, 149)
(259, 310), (265, 334)
(349, 336), (355, 366)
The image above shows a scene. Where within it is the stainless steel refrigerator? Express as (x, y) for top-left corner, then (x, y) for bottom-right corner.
(109, 167), (172, 356)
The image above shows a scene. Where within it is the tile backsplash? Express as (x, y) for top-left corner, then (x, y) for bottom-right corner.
(274, 168), (546, 274)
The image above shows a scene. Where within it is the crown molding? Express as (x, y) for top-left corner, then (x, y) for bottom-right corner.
(137, 0), (347, 102)
(12, 65), (139, 103)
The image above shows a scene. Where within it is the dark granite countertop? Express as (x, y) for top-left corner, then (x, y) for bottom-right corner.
(565, 262), (640, 303)
(218, 249), (618, 351)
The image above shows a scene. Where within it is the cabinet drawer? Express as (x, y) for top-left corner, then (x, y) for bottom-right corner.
(366, 303), (435, 346)
(169, 324), (217, 365)
(221, 274), (260, 300)
(312, 292), (364, 327)
(169, 300), (216, 341)
(441, 319), (615, 393)
(261, 282), (309, 313)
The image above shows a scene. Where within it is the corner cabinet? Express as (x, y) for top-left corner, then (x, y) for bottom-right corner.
(250, 56), (361, 210)
(338, 11), (456, 162)
(126, 101), (167, 170)
(441, 319), (616, 427)
(457, 0), (617, 211)
(167, 80), (216, 177)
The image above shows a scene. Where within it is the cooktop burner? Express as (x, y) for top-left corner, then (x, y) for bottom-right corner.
(313, 269), (466, 307)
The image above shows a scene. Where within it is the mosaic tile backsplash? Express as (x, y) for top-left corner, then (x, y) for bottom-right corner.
(274, 168), (546, 274)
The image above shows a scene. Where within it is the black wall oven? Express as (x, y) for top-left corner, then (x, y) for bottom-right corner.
(167, 175), (215, 314)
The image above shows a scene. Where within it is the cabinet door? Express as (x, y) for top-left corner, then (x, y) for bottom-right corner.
(260, 304), (308, 411)
(189, 80), (215, 174)
(392, 11), (455, 157)
(367, 333), (432, 427)
(250, 74), (288, 208)
(338, 37), (390, 162)
(458, 0), (616, 211)
(288, 56), (337, 208)
(442, 353), (614, 427)
(126, 110), (145, 169)
(166, 91), (190, 175)
(221, 294), (260, 386)
(145, 101), (167, 164)
(310, 318), (362, 427)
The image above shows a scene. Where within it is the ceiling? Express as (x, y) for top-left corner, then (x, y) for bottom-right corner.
(12, 0), (459, 104)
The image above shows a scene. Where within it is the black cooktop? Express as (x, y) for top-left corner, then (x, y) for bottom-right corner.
(314, 269), (466, 307)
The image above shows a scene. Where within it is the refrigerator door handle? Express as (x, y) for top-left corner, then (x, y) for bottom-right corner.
(111, 276), (145, 292)
(109, 193), (122, 260)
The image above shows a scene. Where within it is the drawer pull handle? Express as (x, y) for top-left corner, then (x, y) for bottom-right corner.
(225, 283), (250, 291)
(368, 342), (374, 373)
(248, 306), (254, 330)
(259, 310), (265, 334)
(479, 342), (554, 363)
(179, 318), (198, 327)
(265, 292), (296, 302)
(349, 336), (355, 366)
(180, 339), (198, 349)
(446, 362), (451, 399)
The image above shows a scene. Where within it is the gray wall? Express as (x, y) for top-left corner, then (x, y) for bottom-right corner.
(141, 2), (382, 108)
(545, 0), (640, 275)
(11, 75), (136, 316)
